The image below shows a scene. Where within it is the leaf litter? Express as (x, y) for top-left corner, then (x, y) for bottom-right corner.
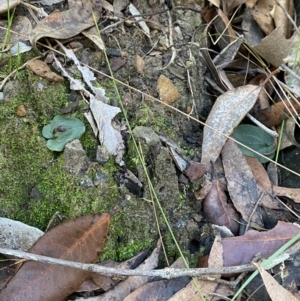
(2, 0), (300, 300)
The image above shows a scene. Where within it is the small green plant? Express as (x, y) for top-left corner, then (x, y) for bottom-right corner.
(232, 124), (276, 163)
(42, 115), (86, 151)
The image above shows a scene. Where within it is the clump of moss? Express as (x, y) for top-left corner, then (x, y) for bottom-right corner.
(132, 102), (175, 137)
(0, 59), (161, 262)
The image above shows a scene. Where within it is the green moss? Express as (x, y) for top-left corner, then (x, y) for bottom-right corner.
(0, 60), (161, 263)
(131, 102), (175, 138)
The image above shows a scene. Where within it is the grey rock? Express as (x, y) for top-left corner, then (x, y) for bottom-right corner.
(79, 178), (94, 188)
(132, 126), (161, 147)
(3, 80), (23, 102)
(93, 171), (108, 186)
(96, 145), (110, 164)
(63, 139), (90, 176)
(0, 218), (44, 251)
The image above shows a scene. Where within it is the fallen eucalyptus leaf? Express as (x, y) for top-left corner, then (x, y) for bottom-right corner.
(42, 115), (85, 152)
(201, 84), (261, 164)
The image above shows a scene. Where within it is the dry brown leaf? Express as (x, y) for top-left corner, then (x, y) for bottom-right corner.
(214, 9), (237, 48)
(135, 54), (145, 74)
(255, 99), (300, 127)
(253, 262), (300, 301)
(0, 214), (111, 301)
(245, 156), (272, 193)
(254, 27), (297, 67)
(0, 15), (32, 46)
(203, 172), (240, 235)
(208, 0), (220, 7)
(272, 0), (294, 39)
(185, 162), (207, 182)
(29, 0), (102, 52)
(247, 0), (275, 35)
(16, 104), (26, 117)
(201, 84), (261, 164)
(123, 258), (188, 301)
(279, 119), (300, 150)
(267, 162), (279, 186)
(273, 186), (300, 203)
(82, 26), (106, 51)
(242, 9), (265, 46)
(245, 156), (283, 210)
(222, 139), (264, 228)
(222, 221), (300, 266)
(213, 36), (243, 69)
(157, 75), (180, 104)
(26, 59), (64, 83)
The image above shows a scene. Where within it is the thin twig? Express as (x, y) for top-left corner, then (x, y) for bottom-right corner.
(245, 193), (263, 233)
(0, 57), (42, 90)
(0, 247), (257, 278)
(2, 242), (300, 280)
(246, 113), (278, 137)
(161, 9), (176, 69)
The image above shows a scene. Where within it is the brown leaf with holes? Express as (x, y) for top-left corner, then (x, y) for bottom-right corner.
(26, 59), (64, 83)
(29, 0), (102, 53)
(0, 214), (110, 301)
(203, 171), (240, 235)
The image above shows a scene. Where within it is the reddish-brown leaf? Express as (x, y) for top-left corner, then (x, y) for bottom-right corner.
(0, 213), (110, 301)
(255, 100), (300, 127)
(222, 221), (300, 267)
(203, 173), (240, 235)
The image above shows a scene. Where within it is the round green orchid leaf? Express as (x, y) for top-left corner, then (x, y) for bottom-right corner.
(42, 115), (86, 152)
(231, 124), (276, 163)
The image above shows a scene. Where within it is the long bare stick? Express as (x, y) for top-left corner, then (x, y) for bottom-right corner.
(3, 241), (300, 279)
(0, 247), (263, 279)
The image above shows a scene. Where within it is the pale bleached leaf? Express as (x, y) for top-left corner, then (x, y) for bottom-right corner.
(87, 95), (124, 156)
(52, 48), (125, 162)
(201, 84), (261, 164)
(128, 3), (150, 37)
(82, 27), (106, 51)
